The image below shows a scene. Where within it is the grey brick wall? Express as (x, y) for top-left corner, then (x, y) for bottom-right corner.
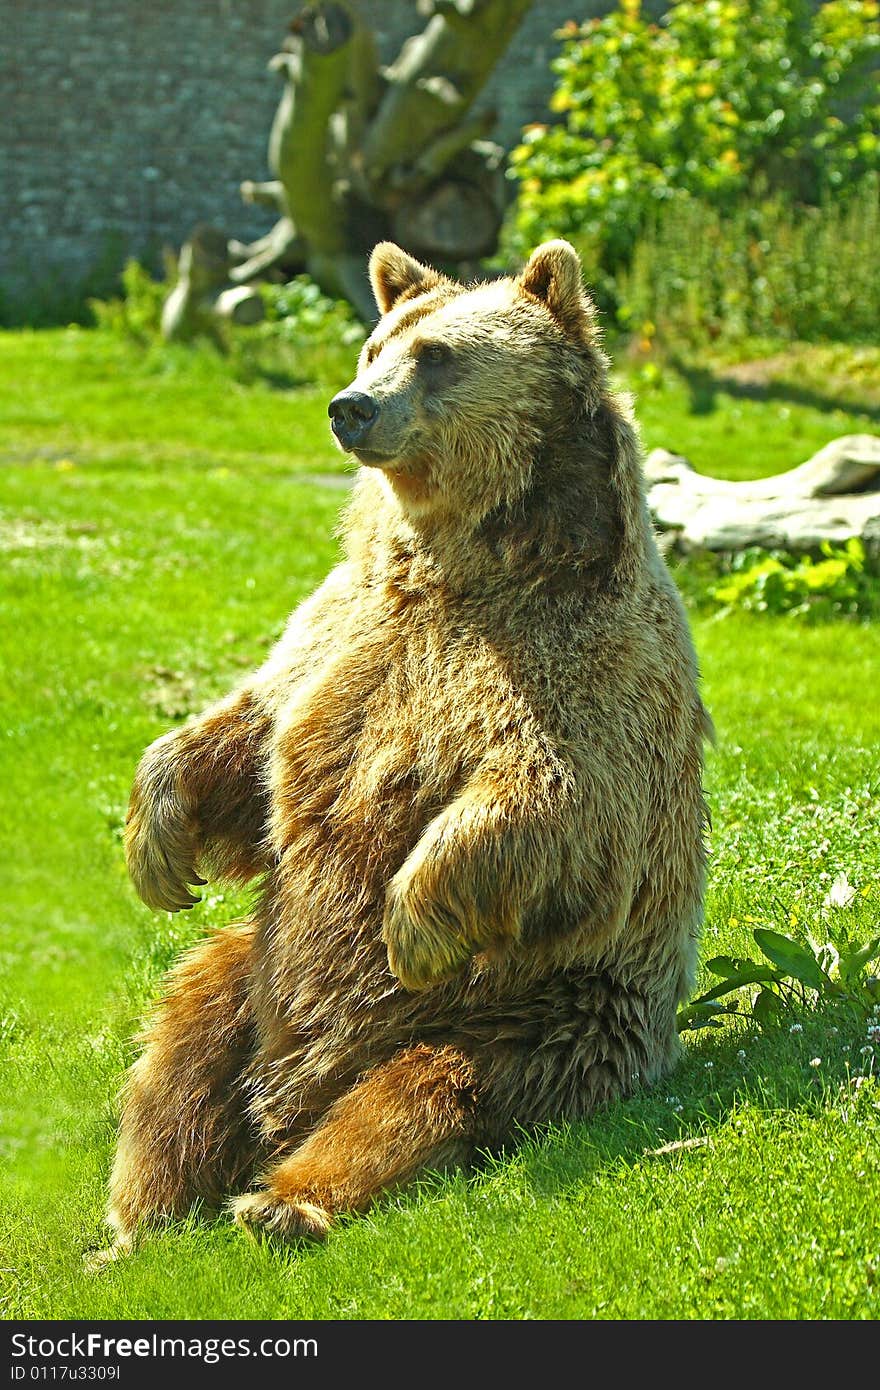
(0, 1), (606, 323)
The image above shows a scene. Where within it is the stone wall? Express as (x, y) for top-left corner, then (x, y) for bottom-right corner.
(0, 1), (607, 323)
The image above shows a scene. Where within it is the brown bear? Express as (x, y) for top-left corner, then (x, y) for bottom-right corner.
(107, 239), (712, 1249)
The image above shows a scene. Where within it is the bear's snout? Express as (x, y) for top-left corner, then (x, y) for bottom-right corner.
(328, 389), (380, 452)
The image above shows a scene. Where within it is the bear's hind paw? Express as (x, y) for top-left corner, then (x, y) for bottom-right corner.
(232, 1190), (332, 1243)
(83, 1229), (135, 1275)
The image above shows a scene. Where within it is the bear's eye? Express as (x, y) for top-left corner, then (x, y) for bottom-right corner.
(421, 343), (450, 365)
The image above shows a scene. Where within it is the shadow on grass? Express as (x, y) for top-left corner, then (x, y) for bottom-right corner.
(78, 1010), (868, 1273)
(668, 355), (880, 424)
(482, 1011), (865, 1199)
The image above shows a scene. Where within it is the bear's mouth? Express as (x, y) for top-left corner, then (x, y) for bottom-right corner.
(352, 447), (397, 467)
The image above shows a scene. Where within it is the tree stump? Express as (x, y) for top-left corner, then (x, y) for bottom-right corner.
(644, 435), (880, 555)
(162, 0), (533, 338)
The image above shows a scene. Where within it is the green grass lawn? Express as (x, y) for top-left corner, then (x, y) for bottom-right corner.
(1, 328), (879, 1320)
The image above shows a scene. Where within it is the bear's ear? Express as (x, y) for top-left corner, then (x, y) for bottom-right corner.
(518, 240), (595, 339)
(369, 242), (442, 316)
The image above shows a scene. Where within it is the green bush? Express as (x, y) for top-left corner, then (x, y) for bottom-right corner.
(509, 0), (880, 277)
(88, 257), (170, 342)
(707, 539), (880, 620)
(86, 267), (365, 387)
(679, 923), (880, 1032)
(617, 175), (880, 341)
(260, 278), (365, 350)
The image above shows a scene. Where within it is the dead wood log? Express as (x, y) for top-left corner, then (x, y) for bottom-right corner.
(214, 286), (264, 326)
(228, 218), (306, 286)
(645, 435), (880, 555)
(359, 0), (533, 197)
(160, 226), (230, 341)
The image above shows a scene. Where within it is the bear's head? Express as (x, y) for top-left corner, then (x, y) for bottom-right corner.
(328, 241), (615, 529)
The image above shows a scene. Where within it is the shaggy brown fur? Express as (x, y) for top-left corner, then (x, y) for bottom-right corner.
(107, 240), (712, 1248)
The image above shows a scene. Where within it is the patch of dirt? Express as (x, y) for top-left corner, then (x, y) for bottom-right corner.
(718, 346), (880, 413)
(0, 516), (100, 551)
(143, 665), (199, 722)
(721, 355), (794, 388)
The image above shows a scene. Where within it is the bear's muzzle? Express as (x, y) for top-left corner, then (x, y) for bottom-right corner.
(328, 390), (380, 452)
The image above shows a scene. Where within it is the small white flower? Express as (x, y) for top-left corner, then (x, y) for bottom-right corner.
(737, 1050), (746, 1061)
(859, 1045), (874, 1056)
(790, 1023), (803, 1034)
(823, 871), (856, 910)
(704, 1061), (714, 1069)
(809, 1057), (822, 1068)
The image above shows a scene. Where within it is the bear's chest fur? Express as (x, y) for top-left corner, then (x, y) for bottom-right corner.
(266, 581), (534, 887)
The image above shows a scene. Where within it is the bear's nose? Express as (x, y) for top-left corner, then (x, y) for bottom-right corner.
(328, 390), (380, 449)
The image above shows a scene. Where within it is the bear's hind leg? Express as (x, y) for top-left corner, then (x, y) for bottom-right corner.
(108, 922), (260, 1248)
(233, 1045), (477, 1241)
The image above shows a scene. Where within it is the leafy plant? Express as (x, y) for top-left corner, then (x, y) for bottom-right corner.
(708, 539), (880, 621)
(85, 267), (366, 387)
(616, 175), (880, 343)
(89, 266), (366, 352)
(88, 256), (173, 342)
(260, 277), (365, 350)
(223, 277), (365, 386)
(509, 0), (880, 286)
(680, 922), (880, 1032)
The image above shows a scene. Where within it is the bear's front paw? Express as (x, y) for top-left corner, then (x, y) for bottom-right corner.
(232, 1190), (332, 1243)
(125, 733), (206, 913)
(382, 877), (473, 991)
